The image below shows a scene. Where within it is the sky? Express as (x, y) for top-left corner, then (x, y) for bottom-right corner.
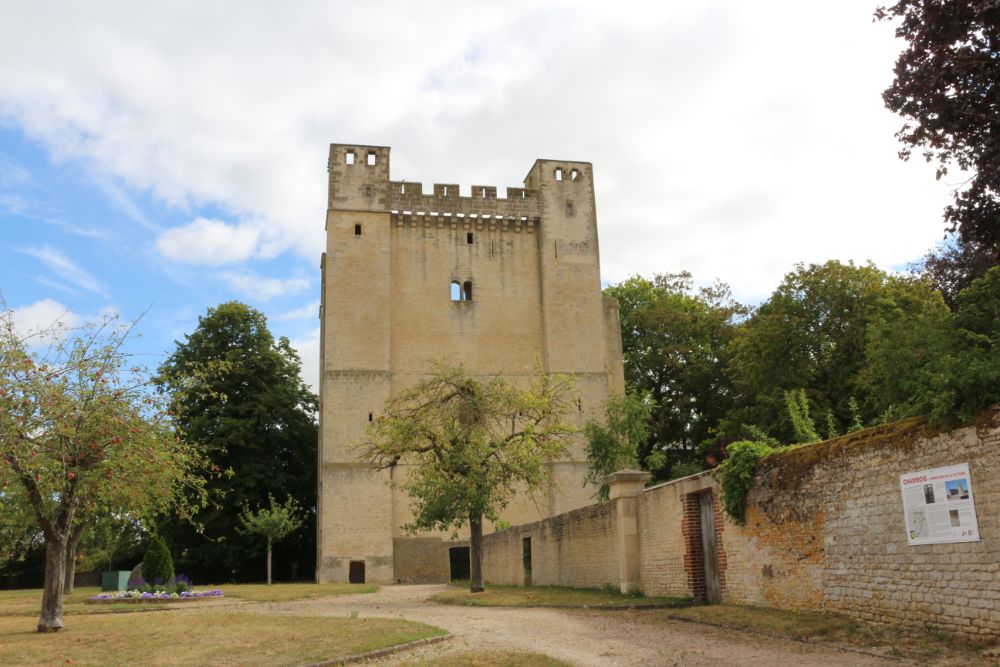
(0, 1), (955, 392)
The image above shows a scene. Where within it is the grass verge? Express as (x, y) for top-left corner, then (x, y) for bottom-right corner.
(0, 581), (376, 617)
(0, 611), (444, 666)
(662, 604), (994, 664)
(402, 650), (569, 666)
(432, 582), (690, 608)
(216, 582), (377, 602)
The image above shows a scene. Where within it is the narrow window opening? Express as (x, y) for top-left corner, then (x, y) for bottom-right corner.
(565, 200), (574, 216)
(450, 281), (462, 301)
(363, 185), (372, 197)
(368, 412), (373, 422)
(570, 168), (580, 181)
(463, 281), (473, 301)
(554, 167), (563, 181)
(366, 151), (377, 166)
(442, 186), (449, 196)
(345, 151), (356, 165)
(400, 182), (406, 194)
(354, 224), (362, 236)
(467, 232), (474, 244)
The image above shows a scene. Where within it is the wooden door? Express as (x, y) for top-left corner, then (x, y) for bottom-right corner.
(699, 492), (721, 603)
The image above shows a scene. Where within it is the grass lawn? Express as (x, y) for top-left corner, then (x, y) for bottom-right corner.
(0, 611), (444, 666)
(215, 582), (377, 602)
(662, 604), (993, 664)
(0, 582), (376, 617)
(0, 588), (146, 617)
(402, 651), (569, 666)
(432, 582), (690, 608)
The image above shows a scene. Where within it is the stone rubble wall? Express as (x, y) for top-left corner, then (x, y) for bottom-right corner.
(479, 408), (1000, 638)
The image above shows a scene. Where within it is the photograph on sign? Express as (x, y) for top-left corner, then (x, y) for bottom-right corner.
(899, 463), (979, 545)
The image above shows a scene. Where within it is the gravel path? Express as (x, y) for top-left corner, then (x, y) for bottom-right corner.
(254, 585), (897, 667)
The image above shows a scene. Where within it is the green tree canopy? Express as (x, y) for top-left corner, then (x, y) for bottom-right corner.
(866, 266), (1000, 425)
(0, 308), (208, 632)
(360, 362), (575, 592)
(154, 301), (317, 583)
(605, 273), (743, 480)
(725, 261), (945, 441)
(584, 391), (654, 500)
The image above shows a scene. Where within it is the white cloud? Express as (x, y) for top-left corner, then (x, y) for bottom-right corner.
(274, 300), (320, 321)
(0, 1), (957, 303)
(155, 217), (260, 265)
(218, 270), (310, 301)
(289, 326), (320, 393)
(18, 245), (109, 298)
(10, 298), (81, 344)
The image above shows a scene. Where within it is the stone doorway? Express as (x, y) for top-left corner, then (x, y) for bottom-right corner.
(349, 560), (365, 584)
(449, 547), (470, 581)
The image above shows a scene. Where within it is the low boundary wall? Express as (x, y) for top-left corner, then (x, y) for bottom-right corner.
(480, 408), (1000, 638)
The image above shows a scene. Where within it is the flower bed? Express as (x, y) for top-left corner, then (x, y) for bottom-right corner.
(86, 589), (224, 604)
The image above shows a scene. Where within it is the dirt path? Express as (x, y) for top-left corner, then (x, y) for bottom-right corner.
(254, 585), (897, 667)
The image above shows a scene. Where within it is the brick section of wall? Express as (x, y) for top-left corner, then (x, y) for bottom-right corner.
(681, 493), (705, 599)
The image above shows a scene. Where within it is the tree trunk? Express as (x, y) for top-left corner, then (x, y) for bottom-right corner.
(469, 512), (484, 593)
(63, 522), (87, 594)
(38, 535), (68, 632)
(267, 540), (272, 586)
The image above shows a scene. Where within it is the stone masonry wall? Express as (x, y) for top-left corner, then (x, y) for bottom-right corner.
(482, 501), (619, 588)
(477, 407), (1000, 638)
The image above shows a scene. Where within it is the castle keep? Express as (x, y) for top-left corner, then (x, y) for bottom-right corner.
(317, 144), (625, 584)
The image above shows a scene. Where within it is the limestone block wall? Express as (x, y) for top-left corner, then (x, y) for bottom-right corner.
(482, 501), (619, 588)
(477, 408), (1000, 639)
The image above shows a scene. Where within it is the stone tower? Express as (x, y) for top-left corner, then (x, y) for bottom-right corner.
(317, 144), (625, 583)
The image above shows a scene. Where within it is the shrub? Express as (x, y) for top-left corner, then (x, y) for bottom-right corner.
(141, 535), (174, 585)
(713, 440), (775, 524)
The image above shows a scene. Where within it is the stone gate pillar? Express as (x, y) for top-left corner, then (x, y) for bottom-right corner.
(608, 469), (651, 594)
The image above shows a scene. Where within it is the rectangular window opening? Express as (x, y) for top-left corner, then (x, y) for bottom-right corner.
(345, 151), (356, 165)
(450, 281), (462, 301)
(368, 412), (373, 422)
(570, 168), (580, 181)
(466, 232), (474, 244)
(463, 281), (473, 301)
(354, 224), (362, 236)
(367, 151), (377, 166)
(554, 167), (563, 181)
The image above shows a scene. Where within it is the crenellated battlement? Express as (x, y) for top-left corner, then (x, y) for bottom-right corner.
(388, 180), (540, 221)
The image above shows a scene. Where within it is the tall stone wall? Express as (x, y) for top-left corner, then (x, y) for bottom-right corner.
(482, 501), (619, 589)
(478, 408), (1000, 638)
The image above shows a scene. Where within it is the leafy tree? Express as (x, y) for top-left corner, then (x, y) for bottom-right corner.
(726, 261), (942, 441)
(360, 362), (575, 593)
(141, 535), (174, 585)
(866, 266), (1000, 424)
(876, 0), (1000, 249)
(238, 494), (304, 585)
(155, 302), (317, 583)
(0, 309), (208, 632)
(605, 274), (743, 480)
(918, 237), (1000, 309)
(584, 391), (654, 500)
